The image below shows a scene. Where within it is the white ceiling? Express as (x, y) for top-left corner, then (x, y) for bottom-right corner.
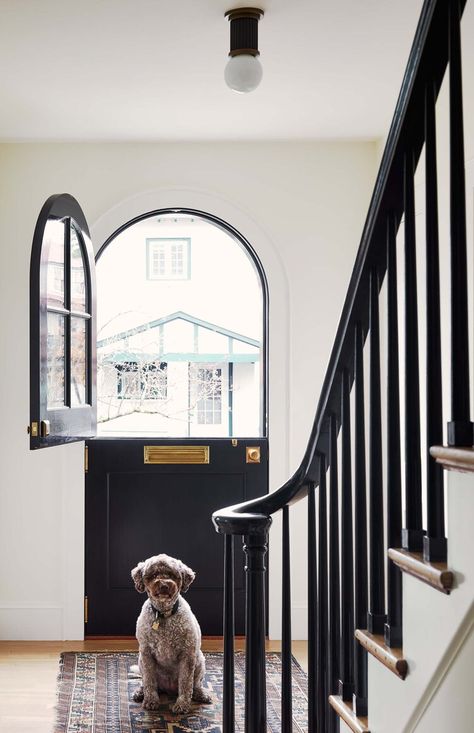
(0, 0), (426, 142)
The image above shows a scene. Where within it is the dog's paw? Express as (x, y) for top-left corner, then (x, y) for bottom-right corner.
(143, 697), (160, 711)
(171, 697), (192, 715)
(133, 686), (144, 703)
(193, 688), (212, 704)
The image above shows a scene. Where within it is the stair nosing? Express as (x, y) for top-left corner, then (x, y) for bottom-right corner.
(430, 445), (474, 473)
(388, 547), (454, 594)
(329, 694), (370, 733)
(355, 629), (408, 680)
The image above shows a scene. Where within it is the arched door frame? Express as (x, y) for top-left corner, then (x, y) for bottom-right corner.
(91, 188), (290, 640)
(95, 206), (269, 437)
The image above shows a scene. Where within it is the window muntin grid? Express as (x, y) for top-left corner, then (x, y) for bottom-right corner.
(146, 238), (191, 280)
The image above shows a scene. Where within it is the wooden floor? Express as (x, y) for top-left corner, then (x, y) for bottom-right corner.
(0, 638), (308, 732)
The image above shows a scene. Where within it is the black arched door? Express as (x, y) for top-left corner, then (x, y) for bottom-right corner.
(85, 209), (268, 636)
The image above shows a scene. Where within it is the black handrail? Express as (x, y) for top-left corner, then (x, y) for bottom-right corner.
(212, 0), (468, 536)
(213, 1), (471, 730)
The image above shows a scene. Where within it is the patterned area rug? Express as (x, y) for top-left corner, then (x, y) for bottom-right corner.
(54, 651), (308, 732)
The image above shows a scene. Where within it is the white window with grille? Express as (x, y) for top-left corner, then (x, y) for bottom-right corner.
(194, 367), (222, 425)
(146, 238), (191, 280)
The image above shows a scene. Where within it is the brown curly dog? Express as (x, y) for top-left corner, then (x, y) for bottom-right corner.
(131, 553), (212, 714)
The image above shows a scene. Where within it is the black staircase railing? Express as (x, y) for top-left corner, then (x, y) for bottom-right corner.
(213, 0), (472, 730)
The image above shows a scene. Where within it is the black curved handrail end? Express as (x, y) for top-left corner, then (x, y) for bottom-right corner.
(212, 507), (272, 536)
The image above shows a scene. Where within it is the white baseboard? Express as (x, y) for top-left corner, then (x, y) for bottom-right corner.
(0, 606), (64, 640)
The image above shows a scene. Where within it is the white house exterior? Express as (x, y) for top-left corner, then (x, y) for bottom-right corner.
(97, 310), (260, 437)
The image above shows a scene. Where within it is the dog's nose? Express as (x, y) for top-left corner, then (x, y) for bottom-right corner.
(155, 579), (171, 592)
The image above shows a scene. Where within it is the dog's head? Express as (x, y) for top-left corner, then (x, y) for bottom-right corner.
(131, 554), (195, 609)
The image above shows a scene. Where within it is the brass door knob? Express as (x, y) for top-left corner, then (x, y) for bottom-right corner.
(246, 446), (261, 463)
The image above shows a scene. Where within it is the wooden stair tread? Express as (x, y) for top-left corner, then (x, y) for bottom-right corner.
(355, 629), (408, 679)
(388, 548), (454, 594)
(430, 445), (474, 473)
(329, 695), (370, 733)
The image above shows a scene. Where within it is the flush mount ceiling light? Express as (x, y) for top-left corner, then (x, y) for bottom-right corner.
(224, 7), (264, 93)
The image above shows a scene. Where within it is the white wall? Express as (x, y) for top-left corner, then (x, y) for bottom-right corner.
(413, 616), (473, 733)
(367, 471), (474, 733)
(0, 141), (376, 639)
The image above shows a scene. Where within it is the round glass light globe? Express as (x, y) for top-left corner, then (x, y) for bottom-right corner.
(224, 54), (263, 93)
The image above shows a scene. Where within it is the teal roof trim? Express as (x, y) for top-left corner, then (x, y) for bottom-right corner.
(97, 311), (260, 349)
(102, 352), (259, 364)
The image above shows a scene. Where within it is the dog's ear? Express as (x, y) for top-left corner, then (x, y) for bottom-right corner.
(179, 561), (196, 593)
(131, 561), (146, 593)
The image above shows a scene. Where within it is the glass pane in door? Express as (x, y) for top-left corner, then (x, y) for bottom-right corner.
(96, 213), (263, 437)
(45, 220), (65, 309)
(71, 317), (87, 406)
(47, 313), (65, 408)
(70, 224), (87, 312)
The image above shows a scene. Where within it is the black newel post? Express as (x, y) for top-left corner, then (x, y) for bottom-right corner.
(243, 527), (271, 733)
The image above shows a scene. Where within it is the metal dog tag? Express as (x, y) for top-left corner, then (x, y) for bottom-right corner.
(152, 621), (160, 630)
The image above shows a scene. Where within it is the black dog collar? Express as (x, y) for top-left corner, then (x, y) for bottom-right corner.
(151, 598), (179, 630)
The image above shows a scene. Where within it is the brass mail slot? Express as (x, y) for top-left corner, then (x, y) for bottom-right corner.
(144, 445), (210, 465)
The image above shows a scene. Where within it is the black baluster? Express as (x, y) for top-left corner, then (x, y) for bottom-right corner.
(282, 505), (293, 732)
(308, 484), (317, 732)
(384, 215), (403, 649)
(317, 456), (328, 732)
(402, 150), (425, 552)
(223, 534), (235, 733)
(353, 322), (368, 717)
(339, 369), (354, 701)
(447, 0), (473, 447)
(243, 528), (270, 733)
(424, 79), (447, 562)
(328, 413), (340, 733)
(367, 267), (387, 634)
